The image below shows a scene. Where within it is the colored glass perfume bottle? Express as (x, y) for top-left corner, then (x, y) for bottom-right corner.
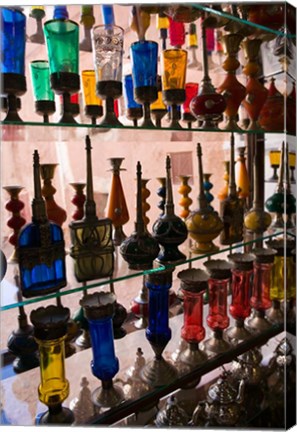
(203, 260), (232, 356)
(81, 70), (103, 124)
(1, 8), (27, 122)
(152, 156), (187, 264)
(226, 253), (255, 343)
(182, 83), (199, 129)
(70, 182), (86, 221)
(247, 248), (276, 333)
(30, 60), (56, 123)
(187, 24), (202, 70)
(235, 146), (250, 203)
(178, 175), (192, 220)
(220, 133), (244, 245)
(123, 74), (143, 127)
(106, 158), (129, 246)
(175, 269), (208, 370)
(190, 22), (226, 130)
(40, 163), (67, 227)
(157, 11), (169, 50)
(203, 173), (214, 210)
(69, 135), (114, 282)
(80, 292), (125, 408)
(31, 305), (74, 425)
(44, 15), (80, 124)
(150, 76), (168, 128)
(17, 151), (66, 298)
(131, 40), (158, 128)
(266, 238), (296, 324)
(186, 143), (223, 254)
(120, 162), (160, 270)
(168, 17), (185, 48)
(217, 161), (230, 202)
(140, 268), (178, 387)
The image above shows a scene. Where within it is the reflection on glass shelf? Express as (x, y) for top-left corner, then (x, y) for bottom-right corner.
(192, 4), (296, 38)
(0, 121), (293, 142)
(0, 230), (284, 312)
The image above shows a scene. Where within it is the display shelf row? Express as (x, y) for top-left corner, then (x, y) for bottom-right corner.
(0, 229), (283, 312)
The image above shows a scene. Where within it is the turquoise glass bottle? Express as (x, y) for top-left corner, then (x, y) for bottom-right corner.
(17, 151), (66, 298)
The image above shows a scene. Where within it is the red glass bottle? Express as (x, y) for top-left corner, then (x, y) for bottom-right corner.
(247, 248), (276, 332)
(176, 268), (208, 368)
(227, 253), (255, 343)
(203, 260), (232, 355)
(182, 83), (198, 128)
(168, 17), (185, 47)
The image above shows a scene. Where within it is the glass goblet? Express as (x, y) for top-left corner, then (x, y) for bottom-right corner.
(92, 24), (124, 127)
(81, 69), (103, 125)
(130, 40), (158, 128)
(123, 74), (143, 127)
(30, 60), (55, 123)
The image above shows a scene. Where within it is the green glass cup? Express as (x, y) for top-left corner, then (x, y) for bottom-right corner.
(43, 19), (80, 123)
(30, 60), (56, 123)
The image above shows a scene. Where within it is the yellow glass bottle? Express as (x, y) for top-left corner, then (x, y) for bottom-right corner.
(31, 305), (74, 425)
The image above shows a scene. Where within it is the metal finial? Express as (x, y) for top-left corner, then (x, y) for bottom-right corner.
(135, 161), (145, 232)
(229, 132), (237, 197)
(84, 135), (96, 219)
(32, 149), (47, 222)
(197, 143), (208, 209)
(165, 155), (174, 215)
(276, 141), (285, 194)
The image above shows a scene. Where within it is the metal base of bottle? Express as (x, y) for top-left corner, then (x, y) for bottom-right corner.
(266, 300), (284, 324)
(179, 343), (208, 367)
(12, 353), (40, 373)
(113, 226), (127, 246)
(75, 329), (92, 349)
(226, 320), (252, 344)
(222, 115), (243, 132)
(92, 382), (125, 409)
(7, 248), (18, 264)
(36, 406), (74, 425)
(140, 355), (178, 388)
(202, 330), (231, 356)
(246, 310), (272, 333)
(134, 316), (148, 329)
(191, 241), (219, 255)
(245, 119), (265, 132)
(196, 114), (221, 130)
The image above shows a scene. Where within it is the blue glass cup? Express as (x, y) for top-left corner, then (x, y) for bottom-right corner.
(123, 75), (143, 126)
(140, 268), (178, 387)
(80, 292), (125, 408)
(130, 40), (158, 128)
(1, 7), (27, 121)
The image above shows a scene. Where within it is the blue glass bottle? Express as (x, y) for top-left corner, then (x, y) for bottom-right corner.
(130, 40), (158, 128)
(0, 8), (26, 75)
(80, 292), (124, 408)
(101, 5), (115, 25)
(17, 151), (66, 298)
(53, 6), (68, 20)
(123, 74), (143, 126)
(140, 268), (178, 387)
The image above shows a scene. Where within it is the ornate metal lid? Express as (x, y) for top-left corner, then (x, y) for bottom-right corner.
(266, 237), (296, 257)
(177, 268), (209, 292)
(155, 395), (189, 427)
(252, 247), (277, 263)
(144, 267), (174, 288)
(228, 253), (255, 271)
(204, 259), (233, 279)
(207, 372), (238, 404)
(30, 304), (70, 340)
(80, 291), (116, 320)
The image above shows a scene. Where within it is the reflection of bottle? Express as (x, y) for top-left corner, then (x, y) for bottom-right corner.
(17, 151), (66, 298)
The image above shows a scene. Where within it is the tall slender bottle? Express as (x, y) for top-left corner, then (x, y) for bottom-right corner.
(17, 151), (66, 298)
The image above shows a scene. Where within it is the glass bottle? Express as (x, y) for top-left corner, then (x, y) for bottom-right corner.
(79, 6), (95, 52)
(17, 151), (66, 298)
(203, 259), (233, 356)
(226, 253), (255, 343)
(81, 69), (103, 124)
(106, 158), (129, 246)
(235, 146), (250, 203)
(247, 248), (276, 332)
(30, 305), (74, 424)
(30, 60), (56, 123)
(178, 175), (192, 220)
(80, 292), (124, 408)
(217, 161), (230, 202)
(140, 268), (178, 387)
(266, 238), (296, 324)
(176, 268), (208, 369)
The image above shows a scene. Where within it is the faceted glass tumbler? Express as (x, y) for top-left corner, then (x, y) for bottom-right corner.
(91, 24), (124, 82)
(0, 8), (26, 74)
(44, 19), (79, 74)
(30, 60), (54, 101)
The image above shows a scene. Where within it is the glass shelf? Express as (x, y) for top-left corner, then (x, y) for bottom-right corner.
(193, 3), (296, 38)
(0, 121), (292, 143)
(0, 229), (284, 312)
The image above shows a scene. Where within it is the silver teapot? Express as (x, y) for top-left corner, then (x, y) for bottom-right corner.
(191, 371), (245, 426)
(154, 395), (189, 427)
